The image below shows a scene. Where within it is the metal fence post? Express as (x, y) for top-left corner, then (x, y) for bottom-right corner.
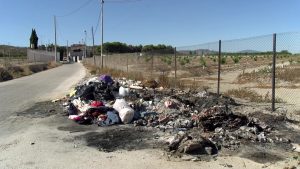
(34, 53), (36, 63)
(217, 40), (221, 96)
(151, 52), (154, 77)
(93, 55), (96, 66)
(126, 54), (129, 77)
(174, 47), (177, 88)
(272, 33), (277, 111)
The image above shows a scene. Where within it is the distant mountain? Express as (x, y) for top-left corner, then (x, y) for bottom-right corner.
(238, 50), (261, 53)
(178, 49), (218, 55)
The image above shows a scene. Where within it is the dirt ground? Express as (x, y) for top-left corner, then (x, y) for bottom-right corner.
(0, 101), (299, 169)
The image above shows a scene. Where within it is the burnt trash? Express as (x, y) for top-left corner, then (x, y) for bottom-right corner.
(61, 74), (294, 160)
(194, 106), (248, 132)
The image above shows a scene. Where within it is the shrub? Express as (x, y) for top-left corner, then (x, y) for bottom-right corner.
(199, 57), (207, 67)
(0, 68), (13, 82)
(221, 56), (227, 64)
(28, 64), (48, 73)
(224, 88), (283, 103)
(231, 55), (241, 64)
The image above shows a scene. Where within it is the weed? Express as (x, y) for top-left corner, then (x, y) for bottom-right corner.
(199, 56), (207, 67)
(277, 67), (300, 83)
(224, 88), (284, 103)
(85, 64), (144, 82)
(221, 56), (227, 64)
(231, 55), (241, 64)
(144, 56), (152, 62)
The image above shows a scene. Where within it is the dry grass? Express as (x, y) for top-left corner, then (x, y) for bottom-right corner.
(84, 63), (211, 90)
(224, 88), (284, 103)
(0, 62), (61, 82)
(236, 68), (271, 84)
(47, 61), (61, 69)
(277, 67), (300, 83)
(85, 64), (144, 81)
(237, 66), (300, 84)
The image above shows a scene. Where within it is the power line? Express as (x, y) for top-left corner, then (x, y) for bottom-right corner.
(93, 0), (142, 35)
(57, 0), (96, 17)
(105, 0), (142, 3)
(93, 5), (102, 35)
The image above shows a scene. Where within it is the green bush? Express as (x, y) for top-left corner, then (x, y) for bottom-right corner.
(221, 56), (227, 64)
(231, 55), (241, 64)
(200, 57), (207, 67)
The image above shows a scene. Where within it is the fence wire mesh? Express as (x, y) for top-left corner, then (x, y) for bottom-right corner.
(275, 33), (300, 113)
(84, 32), (300, 113)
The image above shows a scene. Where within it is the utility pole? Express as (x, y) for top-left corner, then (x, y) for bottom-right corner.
(84, 30), (87, 58)
(66, 40), (69, 62)
(54, 15), (57, 62)
(101, 0), (104, 68)
(92, 26), (96, 65)
(91, 26), (95, 54)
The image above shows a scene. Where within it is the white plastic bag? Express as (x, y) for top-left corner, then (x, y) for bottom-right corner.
(119, 86), (130, 97)
(113, 99), (134, 124)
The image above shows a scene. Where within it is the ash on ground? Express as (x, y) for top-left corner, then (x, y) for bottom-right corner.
(20, 75), (300, 163)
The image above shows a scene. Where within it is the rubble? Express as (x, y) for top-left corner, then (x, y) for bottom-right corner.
(61, 75), (294, 159)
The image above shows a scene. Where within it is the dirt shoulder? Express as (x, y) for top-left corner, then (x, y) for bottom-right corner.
(0, 61), (61, 82)
(0, 101), (299, 169)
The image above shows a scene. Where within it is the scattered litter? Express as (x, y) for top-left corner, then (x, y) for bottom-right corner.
(220, 163), (233, 168)
(61, 74), (293, 160)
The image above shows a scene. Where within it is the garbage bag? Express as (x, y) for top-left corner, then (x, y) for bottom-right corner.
(68, 103), (78, 115)
(93, 82), (115, 101)
(97, 111), (120, 126)
(99, 75), (113, 85)
(113, 99), (134, 124)
(119, 86), (130, 97)
(75, 85), (95, 100)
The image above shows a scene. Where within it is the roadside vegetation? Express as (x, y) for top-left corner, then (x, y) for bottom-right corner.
(0, 61), (60, 82)
(224, 88), (284, 103)
(236, 63), (300, 84)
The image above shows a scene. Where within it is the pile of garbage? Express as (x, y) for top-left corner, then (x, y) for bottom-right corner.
(62, 75), (291, 157)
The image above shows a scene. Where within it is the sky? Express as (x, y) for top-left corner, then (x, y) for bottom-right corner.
(0, 0), (300, 48)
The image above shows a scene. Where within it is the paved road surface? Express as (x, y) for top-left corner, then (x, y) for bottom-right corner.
(0, 63), (86, 121)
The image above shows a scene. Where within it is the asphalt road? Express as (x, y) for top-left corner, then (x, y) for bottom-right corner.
(0, 63), (86, 121)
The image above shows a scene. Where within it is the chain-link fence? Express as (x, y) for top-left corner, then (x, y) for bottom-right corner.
(27, 49), (59, 63)
(275, 33), (300, 113)
(84, 32), (300, 113)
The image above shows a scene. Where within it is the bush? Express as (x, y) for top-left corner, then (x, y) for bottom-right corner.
(199, 57), (207, 67)
(231, 55), (241, 64)
(0, 68), (13, 82)
(28, 64), (48, 73)
(221, 57), (227, 64)
(7, 66), (24, 73)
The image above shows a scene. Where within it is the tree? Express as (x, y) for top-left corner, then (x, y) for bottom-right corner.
(29, 29), (38, 49)
(141, 44), (174, 54)
(96, 42), (143, 54)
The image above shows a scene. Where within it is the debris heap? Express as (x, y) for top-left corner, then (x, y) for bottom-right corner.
(62, 75), (292, 158)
